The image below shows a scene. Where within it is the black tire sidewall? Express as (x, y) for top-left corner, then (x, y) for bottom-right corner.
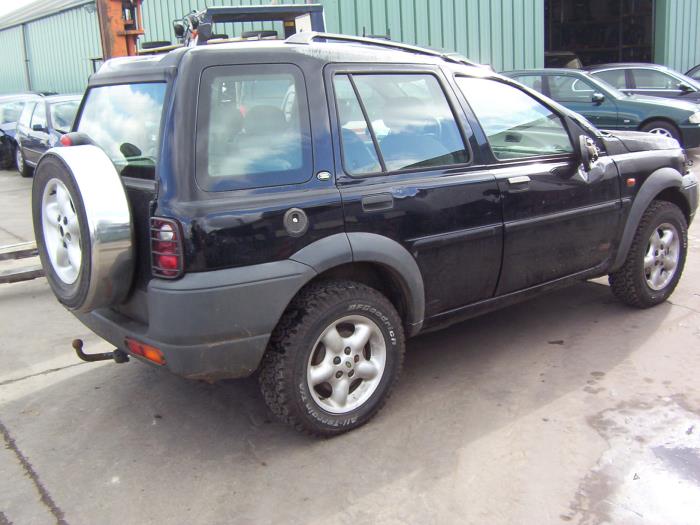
(32, 156), (92, 309)
(632, 204), (687, 304)
(290, 293), (403, 433)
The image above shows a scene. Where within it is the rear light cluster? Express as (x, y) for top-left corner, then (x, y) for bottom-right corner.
(125, 338), (166, 365)
(151, 217), (183, 279)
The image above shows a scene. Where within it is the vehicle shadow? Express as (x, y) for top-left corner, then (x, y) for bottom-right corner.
(1, 279), (673, 524)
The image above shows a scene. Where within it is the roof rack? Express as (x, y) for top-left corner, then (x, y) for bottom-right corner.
(285, 32), (483, 68)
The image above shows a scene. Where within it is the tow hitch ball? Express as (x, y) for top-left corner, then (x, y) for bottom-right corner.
(72, 339), (129, 364)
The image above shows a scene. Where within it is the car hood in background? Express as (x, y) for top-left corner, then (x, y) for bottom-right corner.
(601, 129), (681, 153)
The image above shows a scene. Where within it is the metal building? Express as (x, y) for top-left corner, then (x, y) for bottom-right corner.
(0, 0), (697, 95)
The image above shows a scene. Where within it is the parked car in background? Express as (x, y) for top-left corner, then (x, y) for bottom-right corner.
(0, 94), (41, 169)
(15, 94), (81, 177)
(586, 63), (700, 103)
(505, 68), (700, 146)
(685, 64), (700, 82)
(545, 51), (583, 69)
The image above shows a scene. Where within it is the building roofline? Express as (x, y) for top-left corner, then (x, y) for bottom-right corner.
(0, 0), (94, 32)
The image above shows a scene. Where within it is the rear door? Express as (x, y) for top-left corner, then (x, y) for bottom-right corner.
(454, 76), (622, 294)
(327, 64), (503, 317)
(544, 73), (620, 129)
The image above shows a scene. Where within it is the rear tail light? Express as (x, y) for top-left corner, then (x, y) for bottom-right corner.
(151, 217), (183, 278)
(125, 338), (166, 365)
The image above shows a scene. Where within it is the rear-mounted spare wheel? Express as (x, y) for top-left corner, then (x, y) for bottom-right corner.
(32, 145), (134, 313)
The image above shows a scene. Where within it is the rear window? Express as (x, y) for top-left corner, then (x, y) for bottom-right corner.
(0, 101), (24, 124)
(77, 83), (166, 179)
(195, 64), (312, 191)
(50, 100), (80, 133)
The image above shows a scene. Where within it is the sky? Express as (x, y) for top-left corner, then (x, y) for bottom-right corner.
(0, 0), (40, 18)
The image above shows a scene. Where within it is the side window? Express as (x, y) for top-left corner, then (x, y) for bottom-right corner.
(512, 75), (544, 94)
(456, 77), (574, 161)
(632, 69), (679, 90)
(19, 102), (36, 128)
(548, 75), (595, 102)
(333, 73), (469, 175)
(30, 103), (47, 130)
(196, 64), (312, 191)
(593, 69), (627, 89)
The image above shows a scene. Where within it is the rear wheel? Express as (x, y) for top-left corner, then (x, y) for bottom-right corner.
(259, 280), (405, 436)
(16, 144), (33, 178)
(640, 120), (681, 143)
(609, 201), (687, 308)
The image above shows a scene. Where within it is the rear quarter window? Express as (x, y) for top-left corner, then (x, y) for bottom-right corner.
(77, 83), (166, 179)
(195, 64), (312, 192)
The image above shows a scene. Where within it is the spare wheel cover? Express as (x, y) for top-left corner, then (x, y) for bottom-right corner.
(32, 145), (134, 313)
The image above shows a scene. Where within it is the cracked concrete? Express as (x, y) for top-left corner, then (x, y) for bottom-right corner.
(1, 160), (699, 524)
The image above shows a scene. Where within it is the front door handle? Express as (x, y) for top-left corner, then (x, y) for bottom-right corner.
(361, 193), (394, 212)
(507, 175), (531, 185)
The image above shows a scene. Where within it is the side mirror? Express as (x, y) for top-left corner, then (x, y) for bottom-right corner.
(591, 92), (605, 104)
(679, 82), (694, 93)
(173, 21), (185, 38)
(579, 135), (599, 171)
(32, 123), (46, 132)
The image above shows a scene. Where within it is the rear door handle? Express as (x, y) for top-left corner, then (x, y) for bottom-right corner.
(361, 193), (394, 212)
(508, 175), (531, 185)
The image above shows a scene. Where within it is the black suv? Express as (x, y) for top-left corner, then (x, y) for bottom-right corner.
(32, 33), (698, 436)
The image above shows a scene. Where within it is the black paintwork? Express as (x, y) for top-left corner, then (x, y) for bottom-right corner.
(74, 39), (698, 361)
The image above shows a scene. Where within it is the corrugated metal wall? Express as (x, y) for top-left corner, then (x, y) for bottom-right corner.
(24, 6), (102, 93)
(0, 3), (101, 94)
(0, 0), (544, 94)
(141, 0), (545, 71)
(0, 26), (28, 93)
(654, 0), (700, 73)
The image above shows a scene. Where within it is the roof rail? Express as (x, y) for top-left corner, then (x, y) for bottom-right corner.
(285, 32), (482, 68)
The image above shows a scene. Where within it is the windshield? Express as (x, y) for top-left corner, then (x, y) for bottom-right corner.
(0, 101), (24, 125)
(50, 100), (79, 133)
(77, 83), (166, 178)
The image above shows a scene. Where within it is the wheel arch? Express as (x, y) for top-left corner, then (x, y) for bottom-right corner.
(289, 233), (425, 336)
(612, 166), (686, 271)
(638, 117), (680, 136)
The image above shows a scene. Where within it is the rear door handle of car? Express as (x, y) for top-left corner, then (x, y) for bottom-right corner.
(361, 193), (394, 212)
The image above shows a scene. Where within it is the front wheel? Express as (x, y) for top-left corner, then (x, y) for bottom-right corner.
(259, 280), (405, 436)
(640, 120), (681, 143)
(609, 201), (687, 308)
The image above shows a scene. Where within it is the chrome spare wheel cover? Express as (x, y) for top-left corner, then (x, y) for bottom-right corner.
(42, 178), (82, 284)
(645, 222), (680, 291)
(647, 127), (673, 138)
(38, 145), (134, 312)
(307, 315), (387, 414)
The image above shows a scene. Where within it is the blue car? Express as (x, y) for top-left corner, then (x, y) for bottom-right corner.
(15, 94), (81, 177)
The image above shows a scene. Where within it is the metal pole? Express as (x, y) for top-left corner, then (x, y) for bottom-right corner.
(20, 24), (32, 91)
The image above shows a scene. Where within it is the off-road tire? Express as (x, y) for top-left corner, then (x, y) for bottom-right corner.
(259, 280), (405, 437)
(609, 201), (687, 308)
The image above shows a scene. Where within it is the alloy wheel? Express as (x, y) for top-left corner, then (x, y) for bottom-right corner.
(644, 222), (680, 291)
(41, 178), (82, 284)
(306, 315), (387, 414)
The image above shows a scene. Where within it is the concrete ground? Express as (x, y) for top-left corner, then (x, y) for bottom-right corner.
(1, 165), (699, 525)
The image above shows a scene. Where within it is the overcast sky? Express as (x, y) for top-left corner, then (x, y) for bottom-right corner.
(0, 0), (41, 17)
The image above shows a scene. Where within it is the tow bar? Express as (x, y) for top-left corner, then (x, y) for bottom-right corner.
(72, 339), (129, 363)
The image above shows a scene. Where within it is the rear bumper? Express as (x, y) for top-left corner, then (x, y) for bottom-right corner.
(75, 259), (315, 380)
